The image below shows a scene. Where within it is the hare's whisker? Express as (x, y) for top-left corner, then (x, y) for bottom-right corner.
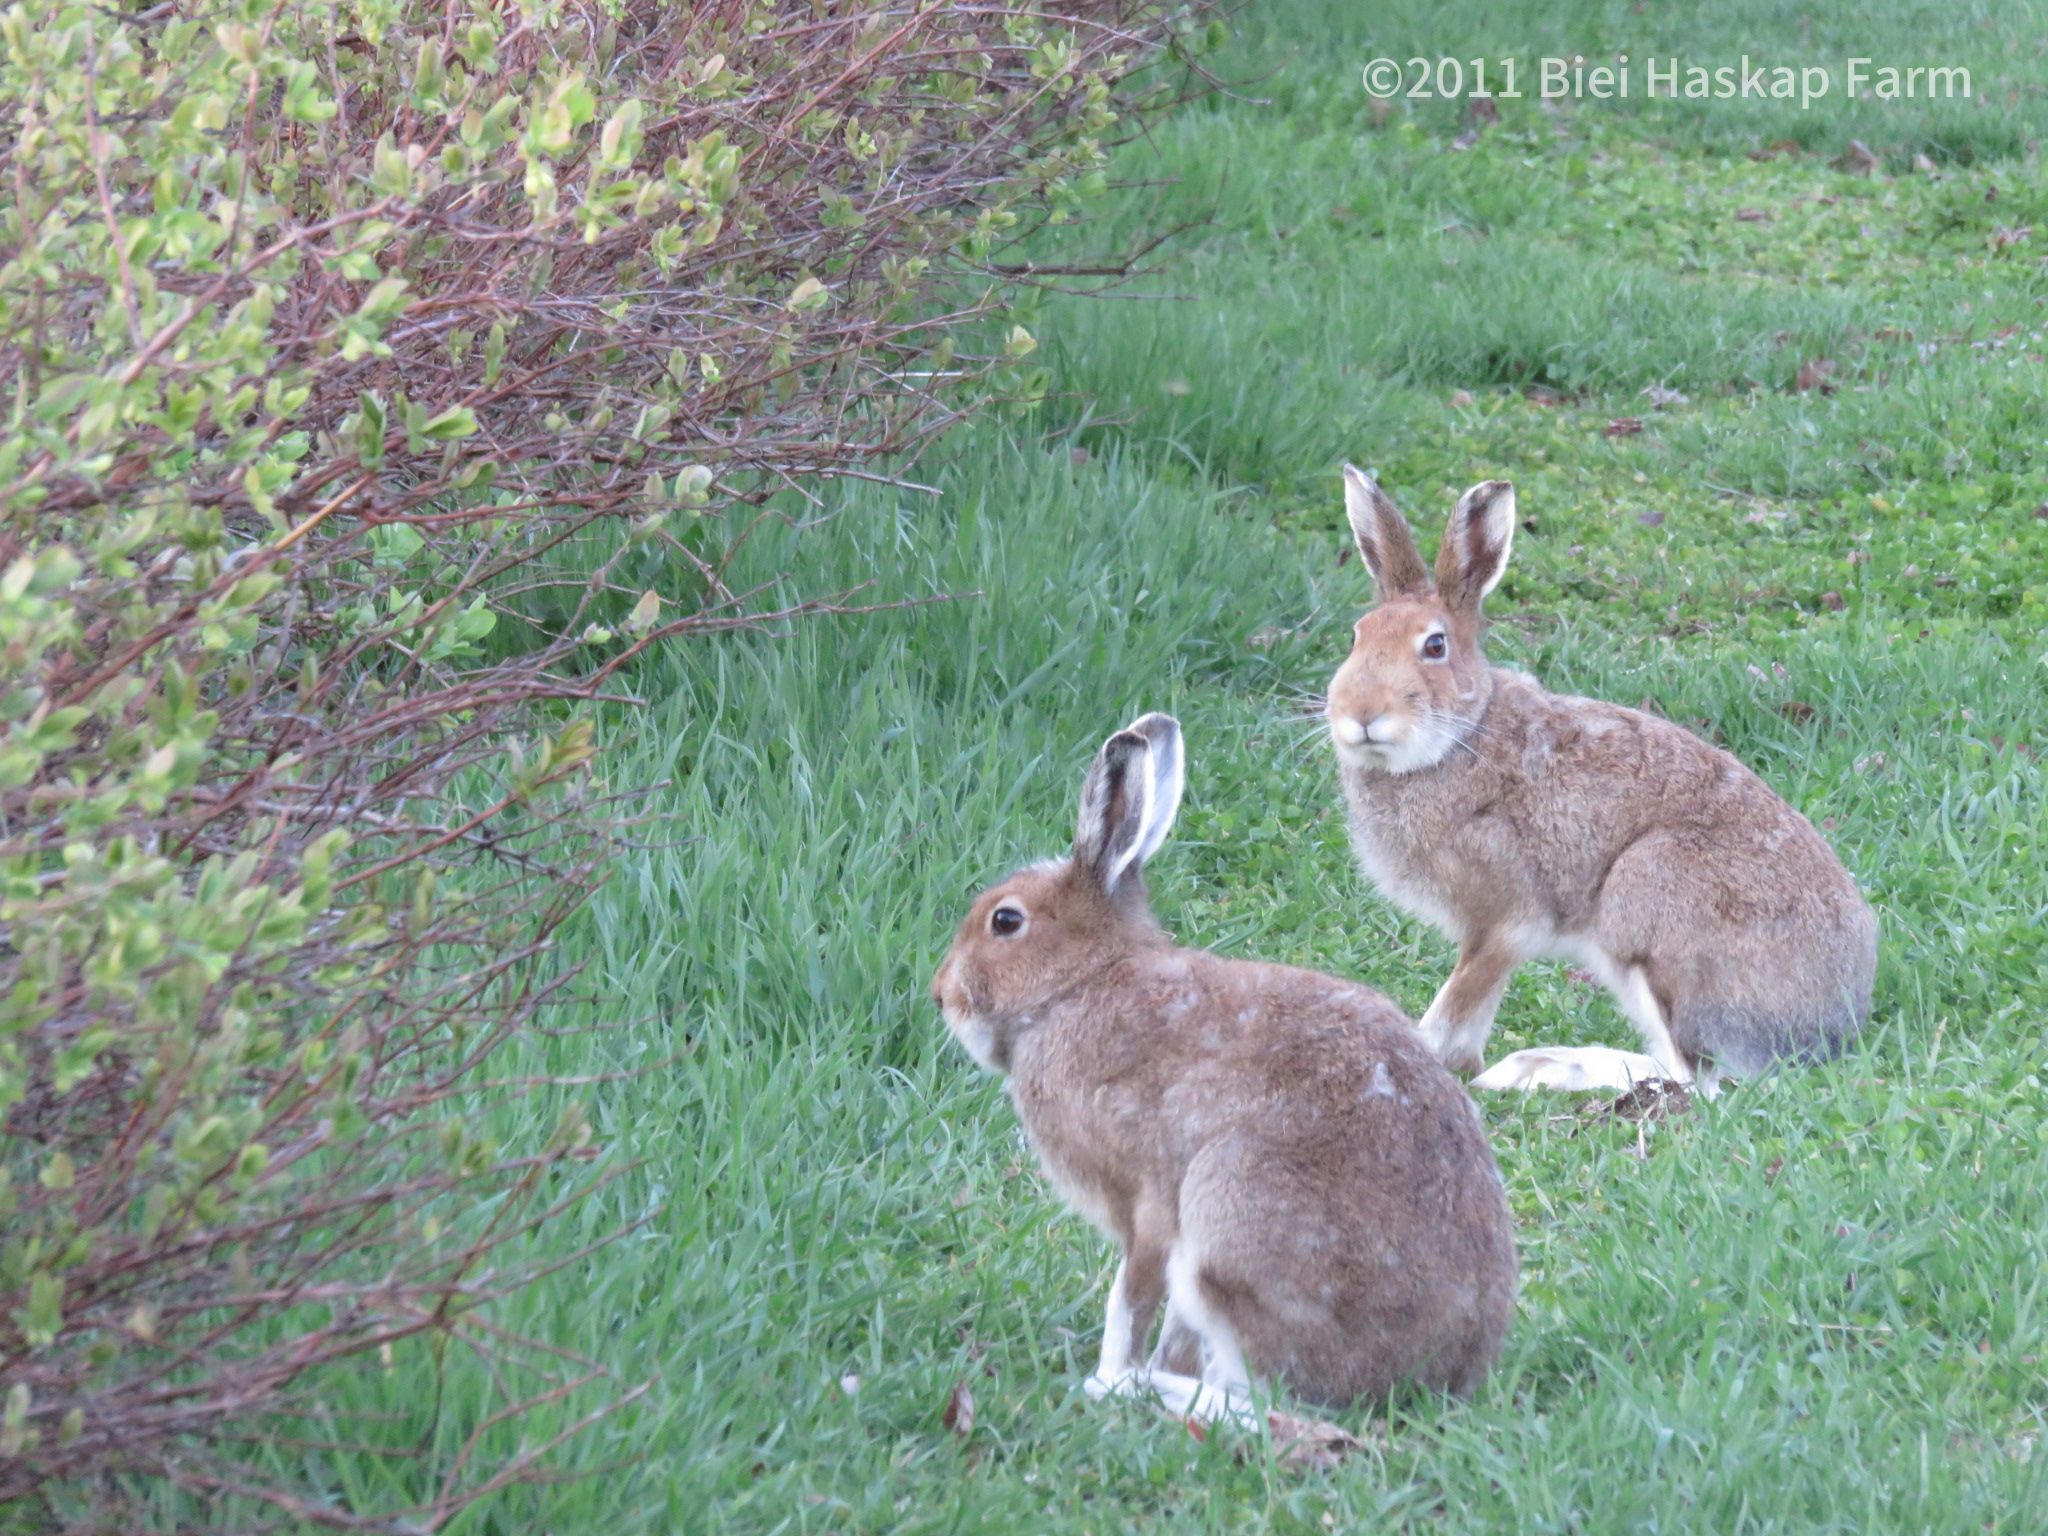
(1424, 709), (1492, 766)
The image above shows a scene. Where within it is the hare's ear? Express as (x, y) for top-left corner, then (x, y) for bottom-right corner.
(1123, 712), (1184, 869)
(1343, 465), (1431, 600)
(1436, 479), (1516, 613)
(1073, 713), (1184, 895)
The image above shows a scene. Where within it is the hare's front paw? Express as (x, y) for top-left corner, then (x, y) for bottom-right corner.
(1436, 1043), (1485, 1077)
(1417, 1020), (1485, 1077)
(1084, 1369), (1139, 1403)
(1416, 1005), (1490, 1077)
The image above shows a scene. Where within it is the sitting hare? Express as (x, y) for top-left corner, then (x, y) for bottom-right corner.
(1327, 467), (1878, 1094)
(931, 712), (1516, 1423)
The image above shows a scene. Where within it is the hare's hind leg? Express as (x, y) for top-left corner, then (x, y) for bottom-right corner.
(1611, 963), (1710, 1089)
(1147, 1302), (1202, 1376)
(1089, 1245), (1259, 1429)
(1133, 1367), (1261, 1428)
(1097, 1242), (1259, 1427)
(1471, 954), (1699, 1094)
(1141, 1245), (1259, 1427)
(1167, 1246), (1251, 1394)
(1084, 1248), (1165, 1400)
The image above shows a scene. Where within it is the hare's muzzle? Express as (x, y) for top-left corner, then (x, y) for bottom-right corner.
(1331, 708), (1408, 750)
(929, 949), (960, 1013)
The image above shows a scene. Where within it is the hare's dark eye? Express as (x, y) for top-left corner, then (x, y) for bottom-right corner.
(1421, 632), (1448, 661)
(990, 905), (1026, 937)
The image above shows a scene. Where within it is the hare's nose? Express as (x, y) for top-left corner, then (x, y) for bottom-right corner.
(1332, 716), (1369, 746)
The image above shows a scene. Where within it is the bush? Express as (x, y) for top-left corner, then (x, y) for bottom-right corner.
(0, 0), (1201, 1523)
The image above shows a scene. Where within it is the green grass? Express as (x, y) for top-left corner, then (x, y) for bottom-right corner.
(259, 4), (2048, 1530)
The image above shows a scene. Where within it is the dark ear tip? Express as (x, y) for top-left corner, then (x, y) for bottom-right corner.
(1125, 710), (1180, 739)
(1453, 479), (1516, 522)
(1101, 727), (1148, 756)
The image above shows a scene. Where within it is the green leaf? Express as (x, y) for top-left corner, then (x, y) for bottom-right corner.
(599, 99), (644, 168)
(675, 465), (714, 507)
(0, 1383), (28, 1455)
(354, 391), (388, 467)
(482, 322), (509, 386)
(370, 134), (415, 199)
(421, 406), (479, 441)
(29, 547), (82, 593)
(534, 72), (597, 155)
(413, 38), (447, 110)
(22, 1272), (61, 1347)
(453, 598), (496, 642)
(369, 522), (424, 564)
(356, 278), (411, 327)
(464, 20), (500, 75)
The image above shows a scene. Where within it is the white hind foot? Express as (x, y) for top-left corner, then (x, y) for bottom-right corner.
(1612, 964), (1693, 1084)
(1144, 1367), (1261, 1429)
(1471, 1045), (1673, 1092)
(1156, 1244), (1260, 1426)
(1083, 1366), (1259, 1428)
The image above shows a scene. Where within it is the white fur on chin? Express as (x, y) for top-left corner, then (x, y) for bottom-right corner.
(1331, 719), (1457, 776)
(943, 1003), (1004, 1074)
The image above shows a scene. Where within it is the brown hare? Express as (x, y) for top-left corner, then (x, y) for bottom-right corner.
(931, 712), (1517, 1424)
(1326, 467), (1878, 1094)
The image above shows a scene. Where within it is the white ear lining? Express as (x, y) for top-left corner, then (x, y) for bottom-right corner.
(1131, 728), (1183, 868)
(1100, 759), (1152, 894)
(1341, 464), (1381, 561)
(1092, 715), (1184, 893)
(1476, 488), (1515, 597)
(1453, 481), (1516, 599)
(1076, 715), (1186, 895)
(1344, 464), (1434, 599)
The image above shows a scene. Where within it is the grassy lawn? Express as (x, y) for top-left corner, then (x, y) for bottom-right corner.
(300, 4), (2048, 1531)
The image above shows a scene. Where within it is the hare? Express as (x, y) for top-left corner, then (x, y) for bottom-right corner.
(930, 712), (1517, 1424)
(1326, 467), (1878, 1095)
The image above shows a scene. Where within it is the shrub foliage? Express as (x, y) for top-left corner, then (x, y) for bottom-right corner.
(0, 0), (1197, 1522)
